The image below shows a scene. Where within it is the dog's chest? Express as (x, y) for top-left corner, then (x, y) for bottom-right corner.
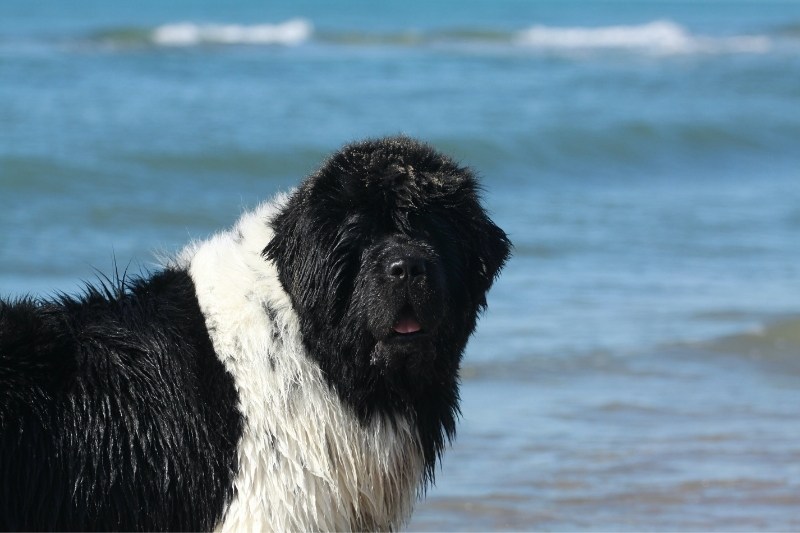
(186, 229), (423, 531)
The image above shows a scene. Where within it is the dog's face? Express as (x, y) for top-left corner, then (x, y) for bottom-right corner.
(355, 232), (445, 370)
(266, 137), (510, 474)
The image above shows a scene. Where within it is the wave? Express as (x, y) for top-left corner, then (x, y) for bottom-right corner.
(515, 20), (771, 54)
(425, 117), (800, 180)
(458, 315), (800, 383)
(90, 19), (313, 48)
(152, 19), (312, 46)
(700, 316), (800, 361)
(81, 19), (781, 55)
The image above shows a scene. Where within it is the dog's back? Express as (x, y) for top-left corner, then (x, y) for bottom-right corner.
(0, 270), (241, 531)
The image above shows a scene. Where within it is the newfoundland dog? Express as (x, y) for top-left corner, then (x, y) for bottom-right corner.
(0, 136), (510, 531)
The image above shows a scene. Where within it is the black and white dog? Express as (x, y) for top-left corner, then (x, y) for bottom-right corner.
(0, 137), (510, 531)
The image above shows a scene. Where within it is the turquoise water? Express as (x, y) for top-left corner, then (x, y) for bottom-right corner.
(2, 1), (800, 530)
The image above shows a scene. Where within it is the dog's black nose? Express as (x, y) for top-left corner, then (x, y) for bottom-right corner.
(387, 257), (427, 282)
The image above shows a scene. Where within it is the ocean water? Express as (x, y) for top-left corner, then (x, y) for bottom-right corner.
(2, 1), (800, 530)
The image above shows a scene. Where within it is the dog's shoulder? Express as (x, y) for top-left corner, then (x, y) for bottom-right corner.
(0, 270), (243, 531)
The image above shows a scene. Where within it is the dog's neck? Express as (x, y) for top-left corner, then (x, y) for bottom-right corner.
(175, 198), (424, 531)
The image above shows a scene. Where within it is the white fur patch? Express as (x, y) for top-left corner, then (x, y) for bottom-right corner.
(178, 197), (424, 531)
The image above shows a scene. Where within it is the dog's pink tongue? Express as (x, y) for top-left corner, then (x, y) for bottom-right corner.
(394, 317), (422, 334)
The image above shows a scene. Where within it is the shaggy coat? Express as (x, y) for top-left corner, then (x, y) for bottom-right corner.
(0, 137), (510, 531)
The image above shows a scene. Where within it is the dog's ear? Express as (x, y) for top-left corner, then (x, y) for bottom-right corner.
(437, 167), (511, 304)
(263, 199), (300, 296)
(265, 189), (357, 324)
(466, 211), (511, 303)
(264, 192), (323, 309)
(478, 215), (512, 290)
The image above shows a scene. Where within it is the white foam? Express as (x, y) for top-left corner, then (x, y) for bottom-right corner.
(516, 20), (771, 55)
(152, 19), (313, 46)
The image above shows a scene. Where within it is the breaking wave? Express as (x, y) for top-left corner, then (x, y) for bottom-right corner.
(515, 20), (771, 54)
(86, 19), (313, 48)
(150, 19), (313, 46)
(79, 18), (782, 55)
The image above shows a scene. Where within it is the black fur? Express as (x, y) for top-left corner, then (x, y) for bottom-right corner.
(0, 136), (509, 530)
(0, 269), (242, 531)
(266, 136), (511, 480)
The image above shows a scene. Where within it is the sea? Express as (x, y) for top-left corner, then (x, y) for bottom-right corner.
(2, 0), (800, 530)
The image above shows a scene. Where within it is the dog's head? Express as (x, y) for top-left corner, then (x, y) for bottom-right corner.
(266, 136), (510, 472)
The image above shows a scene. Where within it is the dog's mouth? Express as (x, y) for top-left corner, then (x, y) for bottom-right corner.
(390, 305), (425, 338)
(371, 303), (438, 370)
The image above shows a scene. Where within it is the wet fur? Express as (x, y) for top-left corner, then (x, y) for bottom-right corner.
(0, 136), (510, 531)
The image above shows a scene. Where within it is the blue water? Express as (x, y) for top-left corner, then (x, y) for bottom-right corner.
(2, 1), (800, 530)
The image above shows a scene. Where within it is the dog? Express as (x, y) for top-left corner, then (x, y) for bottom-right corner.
(0, 136), (510, 531)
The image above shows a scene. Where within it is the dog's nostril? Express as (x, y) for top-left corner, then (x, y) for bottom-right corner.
(389, 261), (406, 279)
(387, 258), (426, 281)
